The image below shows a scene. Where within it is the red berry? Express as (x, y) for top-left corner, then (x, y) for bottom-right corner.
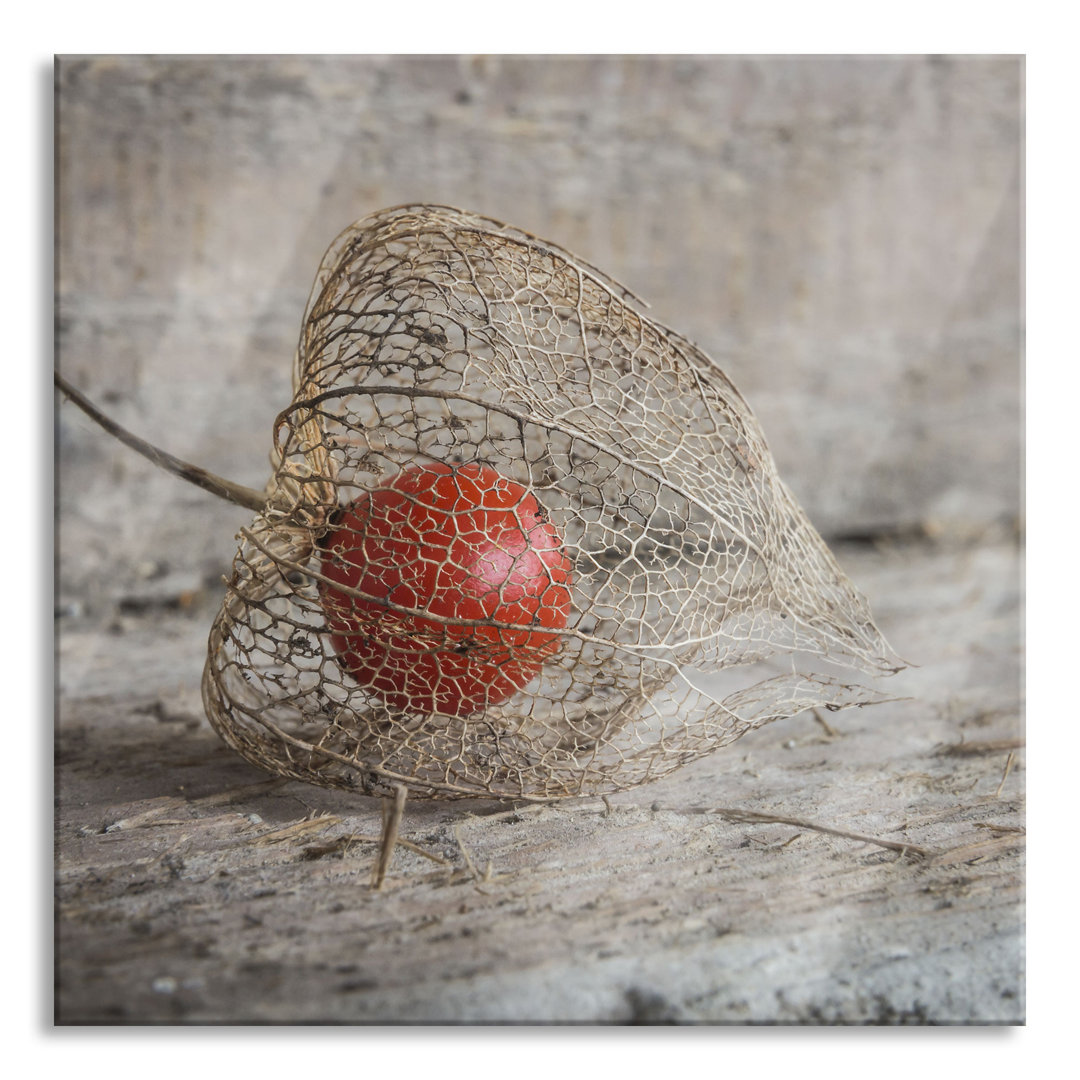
(318, 462), (573, 716)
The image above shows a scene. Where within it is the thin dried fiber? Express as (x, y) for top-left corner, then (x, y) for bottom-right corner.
(203, 204), (904, 802)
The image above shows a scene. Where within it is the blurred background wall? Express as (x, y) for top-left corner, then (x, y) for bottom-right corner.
(55, 54), (1023, 612)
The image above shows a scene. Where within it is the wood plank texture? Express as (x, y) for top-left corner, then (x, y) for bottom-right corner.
(54, 53), (1023, 1025)
(55, 536), (1023, 1023)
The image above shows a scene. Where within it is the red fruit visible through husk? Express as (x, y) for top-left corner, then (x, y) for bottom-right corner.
(318, 462), (573, 716)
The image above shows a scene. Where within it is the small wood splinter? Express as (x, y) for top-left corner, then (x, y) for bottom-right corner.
(371, 783), (408, 890)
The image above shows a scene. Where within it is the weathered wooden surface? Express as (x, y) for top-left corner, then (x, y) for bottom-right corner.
(54, 52), (1023, 1025)
(56, 54), (1022, 613)
(55, 532), (1023, 1024)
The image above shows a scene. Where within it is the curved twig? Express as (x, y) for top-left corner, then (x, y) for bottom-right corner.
(54, 371), (267, 512)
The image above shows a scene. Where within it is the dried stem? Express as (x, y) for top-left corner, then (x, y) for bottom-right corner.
(669, 805), (932, 858)
(371, 783), (408, 890)
(995, 752), (1017, 798)
(54, 371), (267, 512)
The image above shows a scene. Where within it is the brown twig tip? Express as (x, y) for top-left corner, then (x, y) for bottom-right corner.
(675, 805), (932, 859)
(371, 784), (408, 890)
(54, 370), (268, 512)
(935, 738), (1025, 758)
(811, 708), (840, 737)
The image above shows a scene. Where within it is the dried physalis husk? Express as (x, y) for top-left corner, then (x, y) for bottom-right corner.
(202, 204), (905, 804)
